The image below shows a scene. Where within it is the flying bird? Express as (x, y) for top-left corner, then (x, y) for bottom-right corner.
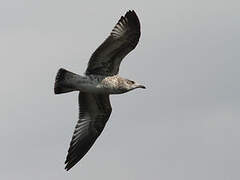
(54, 10), (145, 171)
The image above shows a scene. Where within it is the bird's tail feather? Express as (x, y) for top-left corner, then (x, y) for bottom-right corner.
(54, 68), (80, 94)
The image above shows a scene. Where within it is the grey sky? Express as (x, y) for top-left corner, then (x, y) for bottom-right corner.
(1, 0), (240, 179)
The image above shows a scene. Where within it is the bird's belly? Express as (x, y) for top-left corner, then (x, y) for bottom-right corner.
(78, 84), (123, 94)
(76, 82), (104, 93)
(75, 75), (125, 94)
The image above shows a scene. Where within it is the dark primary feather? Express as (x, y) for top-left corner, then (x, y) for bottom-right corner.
(85, 10), (141, 76)
(65, 92), (112, 171)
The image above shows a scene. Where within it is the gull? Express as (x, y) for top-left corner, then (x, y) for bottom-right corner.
(54, 10), (145, 171)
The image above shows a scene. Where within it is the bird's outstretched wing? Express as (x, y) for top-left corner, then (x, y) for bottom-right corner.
(65, 92), (112, 171)
(85, 10), (141, 76)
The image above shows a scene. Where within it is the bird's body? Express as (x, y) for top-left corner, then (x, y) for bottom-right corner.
(54, 10), (145, 171)
(55, 69), (142, 94)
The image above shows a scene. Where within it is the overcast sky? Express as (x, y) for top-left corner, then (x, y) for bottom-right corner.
(1, 0), (240, 179)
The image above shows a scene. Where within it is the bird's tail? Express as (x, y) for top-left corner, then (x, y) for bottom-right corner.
(54, 68), (80, 94)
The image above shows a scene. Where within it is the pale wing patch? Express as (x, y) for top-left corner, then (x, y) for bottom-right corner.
(111, 16), (128, 38)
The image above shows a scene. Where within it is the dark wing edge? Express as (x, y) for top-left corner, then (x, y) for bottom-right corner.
(64, 92), (112, 171)
(85, 10), (141, 76)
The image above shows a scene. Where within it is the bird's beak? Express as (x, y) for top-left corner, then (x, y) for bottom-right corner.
(137, 85), (146, 89)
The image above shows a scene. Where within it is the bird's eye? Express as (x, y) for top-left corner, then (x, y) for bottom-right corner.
(127, 80), (134, 84)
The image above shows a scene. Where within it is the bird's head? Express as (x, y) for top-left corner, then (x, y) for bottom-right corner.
(122, 79), (146, 92)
